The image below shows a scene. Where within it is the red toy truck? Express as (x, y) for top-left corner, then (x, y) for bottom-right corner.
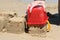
(24, 5), (50, 33)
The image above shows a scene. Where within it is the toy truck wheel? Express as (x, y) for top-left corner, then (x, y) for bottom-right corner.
(24, 22), (29, 33)
(40, 24), (47, 33)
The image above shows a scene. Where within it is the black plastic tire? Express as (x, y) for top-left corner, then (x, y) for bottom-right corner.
(24, 22), (29, 33)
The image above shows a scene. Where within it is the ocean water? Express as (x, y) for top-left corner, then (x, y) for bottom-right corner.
(0, 0), (58, 3)
(21, 0), (58, 3)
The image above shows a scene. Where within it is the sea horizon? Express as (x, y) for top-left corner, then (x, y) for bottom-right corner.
(21, 0), (58, 3)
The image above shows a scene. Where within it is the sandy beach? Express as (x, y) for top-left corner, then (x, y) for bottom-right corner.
(0, 25), (60, 40)
(0, 0), (60, 40)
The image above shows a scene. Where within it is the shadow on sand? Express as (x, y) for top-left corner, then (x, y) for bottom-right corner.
(47, 12), (60, 25)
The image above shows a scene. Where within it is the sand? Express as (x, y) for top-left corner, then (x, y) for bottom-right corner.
(0, 1), (60, 40)
(0, 25), (60, 40)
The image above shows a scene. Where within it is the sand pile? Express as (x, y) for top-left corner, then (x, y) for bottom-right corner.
(0, 12), (25, 34)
